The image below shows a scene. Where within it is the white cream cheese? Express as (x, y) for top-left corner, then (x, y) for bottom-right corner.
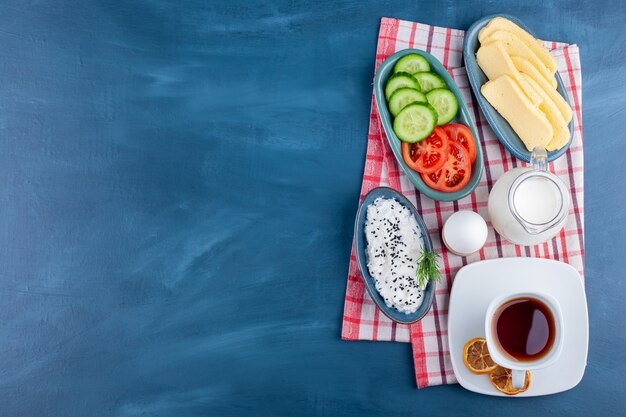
(364, 197), (424, 314)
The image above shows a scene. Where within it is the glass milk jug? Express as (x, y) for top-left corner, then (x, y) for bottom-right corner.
(488, 148), (570, 246)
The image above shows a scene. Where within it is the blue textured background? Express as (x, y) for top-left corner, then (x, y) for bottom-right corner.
(1, 1), (625, 416)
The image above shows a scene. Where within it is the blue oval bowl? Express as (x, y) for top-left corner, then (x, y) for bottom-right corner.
(353, 187), (435, 324)
(373, 49), (483, 202)
(464, 14), (574, 163)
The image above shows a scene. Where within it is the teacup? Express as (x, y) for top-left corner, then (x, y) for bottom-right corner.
(485, 291), (564, 389)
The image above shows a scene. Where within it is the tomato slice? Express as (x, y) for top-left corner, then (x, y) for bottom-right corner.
(401, 127), (449, 174)
(420, 141), (472, 192)
(442, 123), (477, 164)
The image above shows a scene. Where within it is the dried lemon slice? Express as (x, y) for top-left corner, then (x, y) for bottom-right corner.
(489, 366), (531, 395)
(463, 337), (497, 374)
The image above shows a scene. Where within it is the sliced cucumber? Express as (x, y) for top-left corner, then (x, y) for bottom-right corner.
(388, 88), (427, 117)
(426, 88), (458, 125)
(414, 72), (446, 93)
(385, 72), (421, 100)
(392, 103), (438, 143)
(393, 54), (430, 74)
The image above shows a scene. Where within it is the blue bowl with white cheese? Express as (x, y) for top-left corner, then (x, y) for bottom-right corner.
(353, 186), (435, 324)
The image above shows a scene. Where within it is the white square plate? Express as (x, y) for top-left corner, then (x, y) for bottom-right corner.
(448, 258), (588, 396)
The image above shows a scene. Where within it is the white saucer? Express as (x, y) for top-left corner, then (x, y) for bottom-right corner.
(448, 258), (588, 397)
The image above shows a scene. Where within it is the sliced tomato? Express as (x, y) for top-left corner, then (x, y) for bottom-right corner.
(420, 141), (472, 192)
(401, 127), (449, 174)
(442, 123), (477, 164)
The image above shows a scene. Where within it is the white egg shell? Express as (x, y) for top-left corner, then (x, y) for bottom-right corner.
(442, 211), (488, 256)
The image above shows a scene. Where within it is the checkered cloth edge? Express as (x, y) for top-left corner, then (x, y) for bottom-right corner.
(341, 17), (584, 388)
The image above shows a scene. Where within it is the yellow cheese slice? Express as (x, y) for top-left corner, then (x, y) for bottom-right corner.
(481, 30), (556, 88)
(476, 41), (542, 106)
(522, 74), (570, 151)
(510, 55), (557, 90)
(478, 17), (557, 73)
(511, 56), (572, 123)
(481, 75), (553, 151)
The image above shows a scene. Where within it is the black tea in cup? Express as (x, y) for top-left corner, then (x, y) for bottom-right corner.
(493, 297), (556, 361)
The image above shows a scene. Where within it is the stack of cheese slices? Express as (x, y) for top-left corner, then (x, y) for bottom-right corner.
(476, 17), (573, 152)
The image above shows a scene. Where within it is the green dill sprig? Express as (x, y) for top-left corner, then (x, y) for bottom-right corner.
(416, 249), (441, 288)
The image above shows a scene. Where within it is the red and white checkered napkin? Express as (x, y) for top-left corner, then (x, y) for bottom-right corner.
(341, 17), (584, 388)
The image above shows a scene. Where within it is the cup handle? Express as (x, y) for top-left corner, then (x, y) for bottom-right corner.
(511, 369), (527, 390)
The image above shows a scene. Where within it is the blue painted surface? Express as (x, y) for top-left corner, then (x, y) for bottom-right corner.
(0, 1), (624, 416)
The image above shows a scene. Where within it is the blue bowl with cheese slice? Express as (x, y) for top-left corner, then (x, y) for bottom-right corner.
(353, 186), (435, 324)
(464, 14), (574, 162)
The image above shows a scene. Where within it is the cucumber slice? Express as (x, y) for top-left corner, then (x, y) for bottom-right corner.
(392, 103), (438, 143)
(388, 88), (427, 117)
(414, 72), (446, 93)
(393, 54), (430, 74)
(385, 72), (421, 100)
(426, 88), (458, 125)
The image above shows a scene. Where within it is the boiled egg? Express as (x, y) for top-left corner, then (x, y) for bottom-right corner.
(442, 211), (488, 256)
